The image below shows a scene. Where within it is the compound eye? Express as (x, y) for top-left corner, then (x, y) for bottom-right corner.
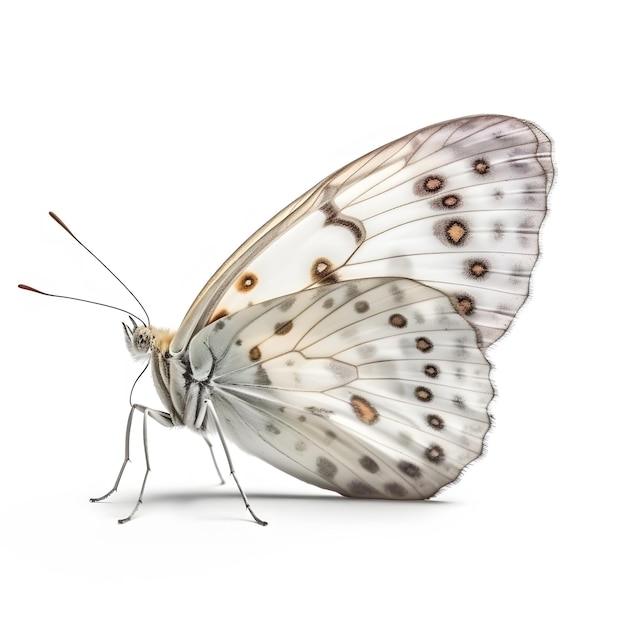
(134, 328), (151, 352)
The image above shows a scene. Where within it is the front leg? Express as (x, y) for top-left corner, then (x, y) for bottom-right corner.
(90, 404), (172, 523)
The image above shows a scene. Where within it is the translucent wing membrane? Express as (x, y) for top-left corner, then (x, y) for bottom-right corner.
(189, 278), (492, 499)
(172, 115), (552, 354)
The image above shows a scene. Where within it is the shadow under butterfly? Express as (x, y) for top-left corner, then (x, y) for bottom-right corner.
(20, 114), (553, 524)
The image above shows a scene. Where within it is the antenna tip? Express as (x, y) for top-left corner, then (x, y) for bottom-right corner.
(18, 284), (44, 294)
(49, 212), (74, 236)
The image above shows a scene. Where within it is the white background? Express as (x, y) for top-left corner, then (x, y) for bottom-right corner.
(1, 1), (623, 624)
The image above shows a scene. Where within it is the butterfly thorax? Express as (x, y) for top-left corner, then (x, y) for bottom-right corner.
(125, 324), (219, 431)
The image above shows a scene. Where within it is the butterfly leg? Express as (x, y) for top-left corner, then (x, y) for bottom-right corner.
(201, 435), (226, 485)
(117, 411), (151, 524)
(205, 399), (268, 526)
(90, 404), (172, 523)
(89, 404), (136, 504)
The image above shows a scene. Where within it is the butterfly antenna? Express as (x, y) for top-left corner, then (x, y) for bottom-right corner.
(18, 284), (146, 325)
(129, 360), (150, 405)
(47, 211), (151, 325)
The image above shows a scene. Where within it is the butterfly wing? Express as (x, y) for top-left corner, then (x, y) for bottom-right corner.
(190, 278), (492, 499)
(171, 115), (552, 355)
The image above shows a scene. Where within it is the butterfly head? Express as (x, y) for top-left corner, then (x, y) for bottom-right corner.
(123, 317), (154, 360)
(123, 317), (175, 360)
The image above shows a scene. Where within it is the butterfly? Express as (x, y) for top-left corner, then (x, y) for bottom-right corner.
(22, 114), (553, 524)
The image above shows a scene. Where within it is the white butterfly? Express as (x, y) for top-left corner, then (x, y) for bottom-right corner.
(25, 114), (553, 524)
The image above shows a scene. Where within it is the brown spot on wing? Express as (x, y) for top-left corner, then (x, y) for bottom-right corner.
(398, 461), (421, 478)
(453, 294), (475, 316)
(359, 456), (380, 473)
(415, 386), (433, 402)
(434, 218), (471, 247)
(274, 320), (293, 335)
(466, 259), (490, 279)
(424, 364), (439, 378)
(440, 194), (460, 209)
(319, 201), (365, 243)
(389, 313), (407, 328)
(311, 257), (338, 284)
(348, 481), (376, 496)
(316, 457), (338, 480)
(415, 337), (433, 352)
(415, 175), (445, 195)
(385, 482), (408, 497)
(236, 272), (258, 292)
(427, 414), (445, 430)
(473, 158), (490, 175)
(426, 445), (445, 464)
(446, 221), (467, 245)
(350, 395), (379, 425)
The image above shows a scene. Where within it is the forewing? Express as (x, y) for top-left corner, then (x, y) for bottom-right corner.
(189, 278), (492, 499)
(172, 115), (552, 354)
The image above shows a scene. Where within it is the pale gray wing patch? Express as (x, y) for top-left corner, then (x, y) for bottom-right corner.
(198, 278), (492, 499)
